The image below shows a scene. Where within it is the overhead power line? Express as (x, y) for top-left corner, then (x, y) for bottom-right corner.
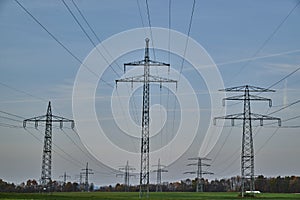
(227, 1), (300, 84)
(179, 0), (196, 76)
(14, 0), (113, 88)
(61, 0), (120, 77)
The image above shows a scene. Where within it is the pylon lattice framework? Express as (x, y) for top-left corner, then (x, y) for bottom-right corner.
(214, 85), (281, 197)
(184, 157), (213, 192)
(117, 161), (136, 192)
(23, 101), (74, 190)
(116, 38), (177, 198)
(152, 158), (168, 192)
(59, 172), (71, 184)
(81, 162), (93, 192)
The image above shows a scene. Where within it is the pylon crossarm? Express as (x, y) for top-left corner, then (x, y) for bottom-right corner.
(52, 115), (74, 122)
(214, 113), (243, 126)
(222, 95), (245, 105)
(220, 85), (275, 92)
(24, 115), (47, 122)
(116, 75), (177, 84)
(148, 75), (177, 83)
(188, 157), (211, 161)
(153, 169), (168, 172)
(184, 172), (196, 174)
(124, 60), (169, 72)
(202, 171), (214, 175)
(214, 113), (244, 120)
(116, 75), (145, 83)
(250, 113), (281, 126)
(223, 94), (272, 104)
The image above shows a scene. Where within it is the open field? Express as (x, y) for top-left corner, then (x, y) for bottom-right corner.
(0, 192), (300, 200)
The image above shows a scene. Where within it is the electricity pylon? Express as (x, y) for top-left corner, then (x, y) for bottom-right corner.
(59, 172), (71, 184)
(152, 158), (168, 192)
(81, 162), (93, 192)
(214, 85), (281, 197)
(23, 101), (74, 191)
(184, 157), (213, 192)
(116, 38), (177, 198)
(116, 161), (136, 192)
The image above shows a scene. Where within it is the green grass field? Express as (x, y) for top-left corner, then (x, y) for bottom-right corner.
(0, 192), (300, 200)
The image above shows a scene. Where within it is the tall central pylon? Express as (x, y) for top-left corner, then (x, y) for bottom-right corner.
(214, 85), (281, 197)
(116, 38), (177, 198)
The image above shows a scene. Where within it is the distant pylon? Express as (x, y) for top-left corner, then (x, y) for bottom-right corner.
(116, 38), (177, 198)
(152, 158), (168, 192)
(184, 157), (213, 192)
(81, 162), (93, 192)
(214, 85), (281, 197)
(116, 161), (136, 192)
(59, 172), (71, 184)
(23, 101), (74, 191)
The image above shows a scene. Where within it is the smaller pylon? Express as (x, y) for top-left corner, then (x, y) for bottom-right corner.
(23, 101), (74, 192)
(152, 158), (168, 192)
(184, 157), (213, 192)
(81, 162), (93, 192)
(116, 161), (136, 192)
(214, 85), (281, 197)
(59, 172), (71, 185)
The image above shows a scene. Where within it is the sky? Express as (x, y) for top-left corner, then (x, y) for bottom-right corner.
(0, 0), (300, 187)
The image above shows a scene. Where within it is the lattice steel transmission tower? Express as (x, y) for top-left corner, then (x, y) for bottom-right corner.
(59, 172), (71, 185)
(152, 158), (168, 192)
(81, 162), (93, 192)
(23, 101), (74, 191)
(214, 85), (281, 197)
(117, 161), (136, 192)
(184, 157), (213, 192)
(116, 38), (177, 198)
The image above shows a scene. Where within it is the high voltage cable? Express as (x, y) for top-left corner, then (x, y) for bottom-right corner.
(227, 98), (300, 127)
(14, 0), (113, 88)
(0, 122), (23, 129)
(71, 0), (102, 45)
(179, 0), (196, 77)
(69, 129), (120, 174)
(69, 0), (139, 124)
(213, 126), (262, 176)
(0, 115), (22, 123)
(13, 0), (138, 166)
(26, 128), (85, 168)
(207, 127), (233, 169)
(268, 99), (300, 115)
(0, 81), (65, 117)
(255, 128), (280, 155)
(227, 1), (300, 84)
(12, 0), (138, 174)
(145, 0), (156, 60)
(169, 0), (196, 157)
(0, 82), (45, 102)
(0, 109), (118, 175)
(266, 66), (300, 91)
(62, 0), (120, 77)
(136, 0), (145, 27)
(215, 113), (300, 176)
(24, 128), (84, 170)
(227, 66), (300, 108)
(0, 110), (25, 119)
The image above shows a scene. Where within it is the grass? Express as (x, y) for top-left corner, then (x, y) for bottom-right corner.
(0, 192), (299, 200)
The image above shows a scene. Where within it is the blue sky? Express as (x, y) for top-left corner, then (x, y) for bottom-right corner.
(0, 0), (299, 186)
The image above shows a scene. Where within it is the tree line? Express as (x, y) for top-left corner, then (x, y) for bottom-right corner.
(1, 175), (300, 193)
